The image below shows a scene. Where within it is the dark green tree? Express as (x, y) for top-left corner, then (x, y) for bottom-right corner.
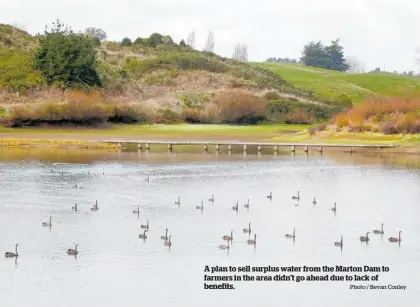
(179, 39), (186, 47)
(34, 19), (101, 87)
(300, 39), (349, 71)
(121, 37), (132, 46)
(148, 33), (163, 47)
(134, 37), (145, 45)
(324, 39), (349, 71)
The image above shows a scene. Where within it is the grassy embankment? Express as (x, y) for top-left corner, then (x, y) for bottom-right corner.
(255, 62), (420, 104)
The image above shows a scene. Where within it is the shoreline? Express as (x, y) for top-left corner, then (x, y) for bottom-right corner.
(0, 124), (420, 153)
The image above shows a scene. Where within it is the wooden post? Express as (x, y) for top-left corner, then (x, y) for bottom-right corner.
(146, 143), (150, 150)
(318, 146), (323, 153)
(274, 145), (278, 153)
(228, 145), (232, 152)
(350, 146), (354, 154)
(291, 145), (296, 153)
(304, 145), (309, 153)
(168, 144), (173, 152)
(257, 145), (262, 152)
(204, 144), (208, 152)
(215, 144), (220, 152)
(243, 144), (247, 152)
(138, 143), (142, 150)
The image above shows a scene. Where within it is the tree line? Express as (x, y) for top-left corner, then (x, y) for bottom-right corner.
(266, 39), (349, 72)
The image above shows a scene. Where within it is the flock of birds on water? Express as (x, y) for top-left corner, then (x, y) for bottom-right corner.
(3, 169), (403, 259)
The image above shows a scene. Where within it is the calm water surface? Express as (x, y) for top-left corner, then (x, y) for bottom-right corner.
(0, 148), (419, 307)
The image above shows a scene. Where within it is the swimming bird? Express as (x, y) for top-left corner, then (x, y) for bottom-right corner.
(133, 206), (140, 214)
(388, 231), (402, 243)
(141, 220), (149, 230)
(373, 223), (384, 235)
(331, 202), (337, 212)
(243, 223), (251, 234)
(196, 201), (204, 210)
(360, 232), (370, 242)
(42, 216), (52, 227)
(72, 203), (78, 212)
(267, 192), (272, 200)
(164, 236), (172, 248)
(161, 228), (168, 240)
(5, 244), (19, 258)
(247, 234), (257, 246)
(232, 201), (239, 212)
(223, 230), (233, 242)
(175, 197), (180, 206)
(312, 197), (317, 206)
(292, 191), (300, 201)
(218, 240), (230, 250)
(334, 236), (343, 248)
(139, 229), (148, 239)
(209, 194), (214, 203)
(67, 245), (78, 256)
(244, 199), (250, 209)
(91, 200), (99, 211)
(285, 228), (296, 239)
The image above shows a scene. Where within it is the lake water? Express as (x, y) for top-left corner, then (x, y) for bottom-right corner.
(0, 148), (419, 307)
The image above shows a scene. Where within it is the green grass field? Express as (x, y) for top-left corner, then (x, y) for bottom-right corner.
(254, 62), (420, 104)
(1, 124), (420, 147)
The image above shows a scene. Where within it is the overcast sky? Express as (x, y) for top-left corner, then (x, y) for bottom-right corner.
(2, 0), (420, 72)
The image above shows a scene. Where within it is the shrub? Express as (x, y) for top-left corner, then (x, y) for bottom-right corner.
(121, 37), (132, 47)
(264, 91), (281, 100)
(285, 110), (314, 124)
(212, 90), (267, 124)
(0, 49), (45, 92)
(34, 20), (101, 88)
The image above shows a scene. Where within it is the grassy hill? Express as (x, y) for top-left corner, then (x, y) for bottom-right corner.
(255, 62), (420, 104)
(0, 23), (346, 127)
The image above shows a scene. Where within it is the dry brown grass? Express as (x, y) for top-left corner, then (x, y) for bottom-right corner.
(334, 96), (420, 134)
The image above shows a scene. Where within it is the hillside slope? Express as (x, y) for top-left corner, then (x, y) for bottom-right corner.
(255, 62), (420, 104)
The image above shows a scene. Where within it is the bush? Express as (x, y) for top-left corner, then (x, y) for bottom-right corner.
(0, 49), (45, 91)
(212, 90), (267, 124)
(285, 110), (314, 124)
(34, 20), (101, 88)
(264, 90), (281, 100)
(267, 99), (336, 123)
(121, 37), (132, 47)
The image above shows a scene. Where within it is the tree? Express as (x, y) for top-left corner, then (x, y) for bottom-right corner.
(324, 39), (349, 71)
(84, 27), (107, 42)
(300, 39), (349, 71)
(34, 19), (101, 88)
(179, 39), (186, 47)
(232, 44), (248, 62)
(186, 30), (195, 49)
(203, 30), (215, 53)
(300, 41), (329, 68)
(121, 37), (132, 47)
(134, 37), (145, 45)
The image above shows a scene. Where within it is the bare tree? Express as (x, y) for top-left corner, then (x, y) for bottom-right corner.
(203, 30), (215, 53)
(232, 44), (248, 62)
(84, 27), (107, 42)
(345, 56), (365, 74)
(186, 30), (196, 49)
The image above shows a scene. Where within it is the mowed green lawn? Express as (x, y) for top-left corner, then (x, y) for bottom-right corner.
(253, 62), (420, 103)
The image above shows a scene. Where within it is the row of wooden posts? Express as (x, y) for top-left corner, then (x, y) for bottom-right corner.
(133, 143), (365, 154)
